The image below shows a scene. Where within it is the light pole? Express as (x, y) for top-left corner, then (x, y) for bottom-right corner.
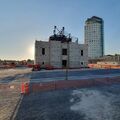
(65, 64), (68, 80)
(65, 41), (69, 80)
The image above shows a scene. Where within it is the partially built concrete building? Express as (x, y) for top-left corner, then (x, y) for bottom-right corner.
(35, 26), (88, 68)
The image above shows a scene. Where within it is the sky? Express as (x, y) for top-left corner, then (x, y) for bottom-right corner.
(0, 0), (120, 60)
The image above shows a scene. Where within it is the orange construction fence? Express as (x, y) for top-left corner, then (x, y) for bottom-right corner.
(31, 76), (120, 93)
(88, 64), (120, 69)
(21, 82), (29, 94)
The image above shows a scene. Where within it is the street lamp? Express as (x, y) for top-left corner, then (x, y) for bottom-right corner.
(65, 40), (69, 80)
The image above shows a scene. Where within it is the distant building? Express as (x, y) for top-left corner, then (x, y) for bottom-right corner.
(101, 54), (120, 62)
(85, 16), (104, 59)
(97, 61), (120, 66)
(35, 26), (88, 68)
(89, 54), (120, 64)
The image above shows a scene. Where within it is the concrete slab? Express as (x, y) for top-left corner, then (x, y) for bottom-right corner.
(15, 84), (120, 120)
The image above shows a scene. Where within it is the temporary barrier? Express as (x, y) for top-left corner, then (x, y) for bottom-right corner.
(88, 64), (120, 69)
(24, 83), (29, 94)
(21, 82), (29, 94)
(1, 77), (120, 94)
(29, 76), (120, 93)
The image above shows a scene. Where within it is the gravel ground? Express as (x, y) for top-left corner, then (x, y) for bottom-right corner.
(0, 68), (31, 79)
(0, 68), (31, 120)
(15, 84), (120, 120)
(0, 88), (21, 120)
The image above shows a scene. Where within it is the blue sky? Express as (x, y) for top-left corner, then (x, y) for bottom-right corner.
(0, 0), (120, 60)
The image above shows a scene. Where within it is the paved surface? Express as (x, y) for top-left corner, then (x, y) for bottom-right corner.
(15, 84), (120, 120)
(1, 68), (120, 84)
(30, 69), (120, 83)
(0, 68), (120, 120)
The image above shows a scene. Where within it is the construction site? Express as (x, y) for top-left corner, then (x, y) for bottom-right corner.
(1, 0), (120, 119)
(0, 26), (120, 120)
(0, 67), (120, 120)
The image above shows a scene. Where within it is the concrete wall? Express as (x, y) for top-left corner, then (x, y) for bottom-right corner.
(69, 42), (80, 68)
(35, 40), (88, 68)
(69, 43), (88, 68)
(35, 41), (50, 67)
(50, 41), (62, 68)
(79, 44), (88, 67)
(61, 42), (69, 66)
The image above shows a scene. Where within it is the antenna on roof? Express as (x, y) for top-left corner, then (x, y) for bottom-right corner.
(62, 27), (65, 35)
(53, 26), (56, 35)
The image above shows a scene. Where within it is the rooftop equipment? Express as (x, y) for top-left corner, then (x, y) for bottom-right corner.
(49, 26), (72, 43)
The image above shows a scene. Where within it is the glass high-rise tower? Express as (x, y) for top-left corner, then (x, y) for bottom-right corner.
(85, 16), (104, 59)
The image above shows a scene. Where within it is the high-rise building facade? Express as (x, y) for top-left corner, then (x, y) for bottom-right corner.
(85, 16), (104, 59)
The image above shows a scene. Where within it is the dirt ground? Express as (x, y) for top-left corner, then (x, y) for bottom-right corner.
(0, 68), (31, 120)
(0, 87), (21, 120)
(0, 68), (31, 79)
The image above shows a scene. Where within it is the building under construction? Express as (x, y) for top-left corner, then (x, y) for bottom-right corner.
(35, 26), (88, 68)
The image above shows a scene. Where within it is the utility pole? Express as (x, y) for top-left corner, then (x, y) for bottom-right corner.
(65, 41), (69, 80)
(65, 64), (68, 80)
